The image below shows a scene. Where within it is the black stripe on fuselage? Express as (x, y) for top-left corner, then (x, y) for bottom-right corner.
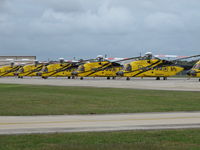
(85, 62), (112, 77)
(131, 60), (162, 77)
(131, 60), (182, 77)
(48, 64), (71, 77)
(85, 62), (122, 77)
(24, 65), (44, 76)
(75, 62), (111, 76)
(0, 66), (21, 76)
(122, 60), (161, 77)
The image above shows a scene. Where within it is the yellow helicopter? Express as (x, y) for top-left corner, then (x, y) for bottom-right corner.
(187, 60), (200, 81)
(71, 55), (140, 80)
(116, 52), (185, 80)
(15, 60), (46, 78)
(38, 58), (80, 79)
(184, 55), (200, 81)
(0, 62), (23, 77)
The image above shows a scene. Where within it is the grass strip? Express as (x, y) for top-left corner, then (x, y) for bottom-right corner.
(0, 129), (200, 150)
(0, 84), (199, 115)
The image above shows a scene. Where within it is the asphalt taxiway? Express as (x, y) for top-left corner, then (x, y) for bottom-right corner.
(0, 112), (200, 135)
(0, 77), (199, 91)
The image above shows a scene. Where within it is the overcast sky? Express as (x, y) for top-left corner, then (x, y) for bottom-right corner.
(0, 0), (200, 60)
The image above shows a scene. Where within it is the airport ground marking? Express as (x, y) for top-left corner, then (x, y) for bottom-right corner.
(0, 116), (200, 126)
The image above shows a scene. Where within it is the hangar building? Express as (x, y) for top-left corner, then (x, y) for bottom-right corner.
(0, 56), (36, 65)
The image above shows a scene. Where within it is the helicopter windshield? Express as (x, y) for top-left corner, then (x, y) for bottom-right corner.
(193, 64), (200, 70)
(18, 68), (24, 73)
(77, 65), (85, 72)
(41, 67), (48, 73)
(123, 64), (132, 72)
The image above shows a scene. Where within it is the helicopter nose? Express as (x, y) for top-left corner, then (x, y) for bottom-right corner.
(190, 70), (197, 76)
(187, 70), (197, 77)
(72, 71), (78, 76)
(116, 71), (124, 76)
(186, 70), (191, 76)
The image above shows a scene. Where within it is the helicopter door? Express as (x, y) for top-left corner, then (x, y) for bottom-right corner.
(77, 65), (85, 72)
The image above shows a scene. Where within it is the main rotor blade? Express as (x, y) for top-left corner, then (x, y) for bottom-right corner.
(172, 54), (200, 61)
(78, 58), (96, 62)
(0, 63), (11, 67)
(112, 56), (142, 63)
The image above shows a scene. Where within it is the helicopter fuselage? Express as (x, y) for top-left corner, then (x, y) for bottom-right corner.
(73, 61), (122, 77)
(40, 63), (78, 78)
(17, 64), (44, 77)
(118, 59), (184, 78)
(0, 65), (22, 77)
(187, 60), (200, 78)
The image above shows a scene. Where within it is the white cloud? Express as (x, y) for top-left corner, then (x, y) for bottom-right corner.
(0, 0), (200, 59)
(145, 12), (185, 31)
(32, 2), (135, 35)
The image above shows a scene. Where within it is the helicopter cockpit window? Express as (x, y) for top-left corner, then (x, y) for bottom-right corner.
(41, 67), (48, 73)
(77, 65), (85, 72)
(193, 64), (200, 69)
(124, 64), (132, 72)
(18, 68), (24, 73)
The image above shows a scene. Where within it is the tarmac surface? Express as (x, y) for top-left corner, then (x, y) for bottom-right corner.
(0, 77), (200, 91)
(0, 112), (200, 135)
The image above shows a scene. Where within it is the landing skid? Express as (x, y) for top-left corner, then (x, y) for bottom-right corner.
(42, 76), (48, 79)
(156, 77), (160, 80)
(163, 77), (167, 80)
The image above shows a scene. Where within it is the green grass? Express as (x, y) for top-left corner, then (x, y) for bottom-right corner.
(0, 84), (200, 115)
(0, 129), (200, 150)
